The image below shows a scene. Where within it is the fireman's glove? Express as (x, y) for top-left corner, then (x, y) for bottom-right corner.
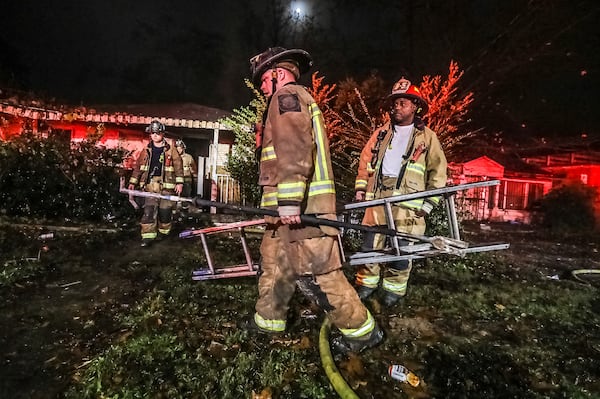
(355, 190), (366, 202)
(278, 205), (301, 225)
(416, 201), (435, 218)
(414, 209), (427, 218)
(278, 205), (300, 217)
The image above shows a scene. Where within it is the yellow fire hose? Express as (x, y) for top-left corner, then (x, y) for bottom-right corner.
(571, 269), (600, 284)
(319, 318), (360, 399)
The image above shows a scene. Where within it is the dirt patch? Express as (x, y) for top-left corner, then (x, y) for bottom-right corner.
(0, 219), (199, 398)
(469, 223), (600, 279)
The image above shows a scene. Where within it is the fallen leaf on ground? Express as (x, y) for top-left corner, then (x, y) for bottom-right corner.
(251, 387), (273, 399)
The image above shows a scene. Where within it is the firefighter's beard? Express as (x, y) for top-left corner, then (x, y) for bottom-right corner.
(391, 110), (414, 126)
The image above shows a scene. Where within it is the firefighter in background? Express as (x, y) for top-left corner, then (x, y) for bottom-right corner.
(246, 46), (383, 354)
(128, 120), (184, 247)
(175, 139), (197, 217)
(354, 77), (448, 306)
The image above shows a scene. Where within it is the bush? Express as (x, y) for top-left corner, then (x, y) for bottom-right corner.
(537, 183), (596, 232)
(0, 132), (136, 222)
(426, 202), (452, 237)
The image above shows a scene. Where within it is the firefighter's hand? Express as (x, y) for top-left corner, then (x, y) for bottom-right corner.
(175, 183), (183, 195)
(415, 209), (427, 218)
(355, 191), (366, 202)
(278, 206), (301, 225)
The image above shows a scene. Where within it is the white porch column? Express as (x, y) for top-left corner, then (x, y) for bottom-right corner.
(212, 128), (220, 182)
(210, 127), (220, 214)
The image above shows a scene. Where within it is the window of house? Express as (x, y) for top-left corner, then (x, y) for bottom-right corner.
(505, 181), (526, 210)
(498, 181), (546, 210)
(499, 181), (526, 210)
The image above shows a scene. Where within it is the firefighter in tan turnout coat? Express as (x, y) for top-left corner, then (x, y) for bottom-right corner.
(354, 78), (448, 306)
(128, 120), (184, 247)
(175, 139), (197, 217)
(246, 47), (383, 353)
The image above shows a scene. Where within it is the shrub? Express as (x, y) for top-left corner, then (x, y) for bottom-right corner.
(221, 79), (265, 207)
(0, 132), (135, 222)
(537, 183), (596, 232)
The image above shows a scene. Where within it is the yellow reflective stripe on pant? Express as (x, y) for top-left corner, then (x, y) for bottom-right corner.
(254, 312), (286, 332)
(382, 278), (408, 295)
(356, 272), (380, 288)
(339, 310), (375, 339)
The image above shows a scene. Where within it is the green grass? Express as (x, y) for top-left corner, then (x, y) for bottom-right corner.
(4, 227), (600, 398)
(396, 254), (600, 398)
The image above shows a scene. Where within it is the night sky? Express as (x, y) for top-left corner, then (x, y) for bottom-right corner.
(1, 0), (598, 143)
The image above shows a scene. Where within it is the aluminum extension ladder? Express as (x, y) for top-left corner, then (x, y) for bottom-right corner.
(344, 180), (510, 266)
(180, 180), (510, 280)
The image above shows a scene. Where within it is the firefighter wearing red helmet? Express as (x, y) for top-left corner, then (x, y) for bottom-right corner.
(354, 77), (448, 306)
(244, 46), (383, 354)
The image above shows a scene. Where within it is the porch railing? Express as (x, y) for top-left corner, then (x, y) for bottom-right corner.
(215, 174), (242, 204)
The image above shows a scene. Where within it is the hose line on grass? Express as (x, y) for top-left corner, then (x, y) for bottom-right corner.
(571, 268), (600, 284)
(319, 318), (360, 399)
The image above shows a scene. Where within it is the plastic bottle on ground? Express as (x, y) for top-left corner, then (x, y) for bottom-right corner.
(389, 364), (420, 387)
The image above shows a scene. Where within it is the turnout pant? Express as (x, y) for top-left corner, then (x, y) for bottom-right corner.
(140, 177), (175, 239)
(356, 206), (426, 297)
(180, 177), (194, 213)
(255, 224), (371, 334)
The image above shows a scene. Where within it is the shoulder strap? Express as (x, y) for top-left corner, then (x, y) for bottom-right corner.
(370, 127), (388, 167)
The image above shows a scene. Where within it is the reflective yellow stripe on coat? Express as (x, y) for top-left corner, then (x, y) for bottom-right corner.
(261, 146), (276, 162)
(277, 181), (306, 203)
(308, 103), (335, 196)
(260, 191), (278, 208)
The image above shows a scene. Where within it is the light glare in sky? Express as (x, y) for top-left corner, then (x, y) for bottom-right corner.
(291, 1), (309, 17)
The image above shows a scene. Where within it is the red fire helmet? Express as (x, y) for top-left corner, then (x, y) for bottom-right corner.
(386, 77), (428, 115)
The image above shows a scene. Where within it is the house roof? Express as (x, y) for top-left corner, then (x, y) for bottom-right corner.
(451, 153), (552, 177)
(0, 90), (232, 131)
(87, 103), (231, 125)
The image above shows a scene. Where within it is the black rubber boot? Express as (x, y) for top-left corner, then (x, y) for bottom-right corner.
(331, 324), (384, 355)
(381, 291), (403, 307)
(140, 238), (153, 247)
(180, 207), (189, 218)
(356, 286), (376, 300)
